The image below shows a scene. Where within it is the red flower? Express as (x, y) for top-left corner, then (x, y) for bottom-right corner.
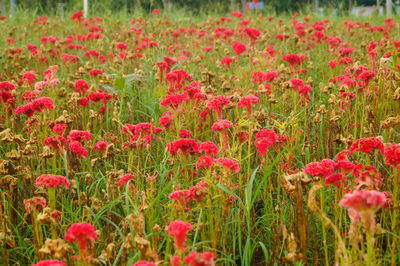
(69, 141), (89, 158)
(93, 141), (109, 152)
(65, 222), (98, 253)
(199, 141), (219, 156)
(196, 155), (215, 169)
(160, 93), (189, 108)
(238, 95), (259, 114)
(67, 130), (92, 142)
(207, 95), (231, 118)
(349, 137), (384, 154)
(232, 41), (247, 55)
(211, 120), (233, 131)
(221, 56), (233, 66)
(74, 79), (89, 94)
(184, 251), (215, 266)
(35, 174), (70, 189)
(33, 259), (67, 266)
(52, 123), (67, 135)
(305, 159), (335, 177)
(283, 54), (305, 68)
(167, 220), (192, 250)
(167, 139), (199, 156)
(132, 261), (156, 266)
(243, 27), (261, 41)
(118, 174), (136, 187)
(179, 129), (193, 138)
(339, 190), (387, 213)
(44, 136), (67, 152)
(214, 158), (240, 173)
(383, 144), (400, 167)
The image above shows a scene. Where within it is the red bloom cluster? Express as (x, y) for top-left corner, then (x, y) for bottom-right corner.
(184, 251), (215, 266)
(118, 174), (136, 187)
(349, 137), (384, 154)
(64, 222), (98, 253)
(35, 174), (70, 189)
(254, 129), (277, 156)
(339, 190), (387, 213)
(167, 220), (192, 250)
(15, 97), (54, 117)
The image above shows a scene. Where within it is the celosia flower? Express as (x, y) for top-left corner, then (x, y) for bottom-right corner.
(167, 139), (199, 156)
(214, 158), (240, 173)
(283, 54), (305, 68)
(220, 56), (233, 66)
(67, 130), (92, 142)
(132, 261), (156, 266)
(35, 174), (70, 189)
(211, 120), (232, 131)
(44, 136), (67, 152)
(118, 174), (136, 187)
(232, 41), (246, 55)
(304, 159), (335, 177)
(65, 222), (98, 254)
(93, 141), (109, 152)
(33, 259), (67, 266)
(167, 220), (192, 250)
(184, 251), (215, 266)
(238, 95), (259, 115)
(74, 79), (89, 94)
(196, 155), (215, 169)
(179, 129), (193, 138)
(69, 141), (89, 158)
(339, 190), (387, 213)
(52, 123), (67, 135)
(199, 141), (219, 156)
(383, 144), (400, 167)
(349, 137), (384, 154)
(207, 95), (231, 119)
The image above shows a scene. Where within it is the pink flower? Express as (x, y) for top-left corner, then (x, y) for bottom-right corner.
(132, 261), (156, 266)
(184, 251), (215, 266)
(35, 174), (70, 189)
(305, 159), (335, 177)
(93, 141), (109, 152)
(74, 79), (89, 94)
(211, 120), (233, 131)
(65, 222), (98, 253)
(349, 137), (384, 154)
(33, 259), (67, 266)
(232, 41), (247, 55)
(69, 141), (89, 158)
(383, 144), (400, 167)
(214, 158), (240, 173)
(167, 220), (192, 250)
(339, 190), (387, 213)
(118, 174), (136, 187)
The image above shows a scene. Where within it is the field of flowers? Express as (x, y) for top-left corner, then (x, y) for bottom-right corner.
(0, 9), (400, 266)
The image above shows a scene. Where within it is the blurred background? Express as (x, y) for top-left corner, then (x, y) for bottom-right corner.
(0, 0), (398, 16)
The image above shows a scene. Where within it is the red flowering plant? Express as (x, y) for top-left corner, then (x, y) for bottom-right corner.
(65, 222), (98, 262)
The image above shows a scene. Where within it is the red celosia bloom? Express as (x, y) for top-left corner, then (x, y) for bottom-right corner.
(69, 141), (89, 158)
(152, 9), (160, 15)
(221, 56), (233, 66)
(339, 190), (387, 213)
(255, 137), (276, 156)
(283, 54), (305, 68)
(196, 155), (215, 169)
(179, 129), (193, 138)
(167, 139), (199, 156)
(256, 129), (277, 140)
(352, 164), (383, 190)
(67, 130), (92, 142)
(349, 137), (384, 154)
(211, 120), (232, 131)
(118, 174), (136, 187)
(79, 97), (89, 107)
(184, 251), (215, 266)
(87, 91), (112, 103)
(214, 158), (240, 173)
(167, 220), (192, 250)
(93, 141), (109, 152)
(232, 41), (247, 55)
(159, 111), (174, 128)
(74, 79), (89, 94)
(263, 71), (279, 82)
(15, 97), (54, 117)
(207, 95), (231, 119)
(199, 141), (219, 156)
(304, 159), (335, 177)
(52, 123), (67, 135)
(325, 173), (345, 188)
(132, 261), (157, 266)
(232, 11), (243, 17)
(22, 72), (36, 85)
(160, 93), (189, 108)
(383, 144), (400, 167)
(24, 197), (47, 212)
(33, 259), (67, 266)
(171, 256), (181, 266)
(70, 11), (83, 22)
(65, 222), (98, 254)
(238, 95), (259, 115)
(243, 27), (261, 41)
(35, 174), (70, 189)
(44, 136), (67, 152)
(169, 189), (192, 209)
(116, 42), (128, 50)
(88, 69), (103, 77)
(0, 81), (16, 91)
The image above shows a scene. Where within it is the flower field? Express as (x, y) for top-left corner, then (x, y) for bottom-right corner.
(0, 9), (400, 266)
